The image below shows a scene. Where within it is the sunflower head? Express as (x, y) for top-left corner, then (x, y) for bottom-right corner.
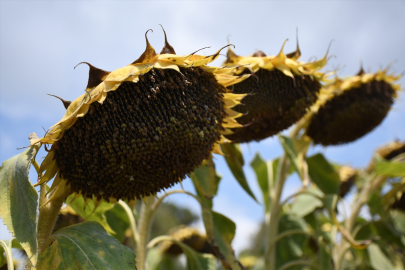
(306, 67), (402, 146)
(223, 38), (331, 143)
(33, 27), (249, 202)
(159, 226), (213, 256)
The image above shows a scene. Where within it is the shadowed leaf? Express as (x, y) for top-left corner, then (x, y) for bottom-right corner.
(37, 222), (136, 270)
(66, 194), (115, 234)
(306, 154), (340, 194)
(0, 145), (39, 265)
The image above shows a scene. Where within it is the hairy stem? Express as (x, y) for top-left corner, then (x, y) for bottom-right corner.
(264, 119), (307, 270)
(136, 196), (155, 270)
(118, 200), (139, 250)
(265, 154), (290, 270)
(36, 189), (65, 254)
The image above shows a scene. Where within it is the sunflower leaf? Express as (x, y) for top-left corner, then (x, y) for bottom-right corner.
(190, 159), (220, 201)
(37, 221), (136, 270)
(0, 145), (39, 265)
(221, 143), (257, 202)
(306, 153), (340, 195)
(192, 162), (242, 270)
(279, 135), (303, 179)
(66, 194), (115, 234)
(374, 158), (405, 177)
(250, 153), (270, 210)
(367, 243), (395, 270)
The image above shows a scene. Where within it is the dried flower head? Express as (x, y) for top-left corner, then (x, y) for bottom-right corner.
(33, 28), (249, 202)
(222, 38), (330, 143)
(306, 68), (402, 146)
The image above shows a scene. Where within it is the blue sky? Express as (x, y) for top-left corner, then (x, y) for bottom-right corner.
(1, 1), (404, 253)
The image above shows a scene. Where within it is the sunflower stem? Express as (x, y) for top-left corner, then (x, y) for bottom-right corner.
(118, 200), (139, 250)
(136, 196), (155, 270)
(264, 119), (307, 270)
(36, 189), (65, 255)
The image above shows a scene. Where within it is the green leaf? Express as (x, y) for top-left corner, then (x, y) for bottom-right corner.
(37, 221), (136, 270)
(391, 210), (405, 234)
(374, 158), (405, 177)
(221, 143), (257, 202)
(367, 243), (395, 270)
(105, 203), (130, 243)
(276, 214), (308, 269)
(279, 135), (302, 178)
(66, 194), (115, 234)
(306, 154), (340, 195)
(190, 159), (220, 202)
(0, 145), (39, 265)
(319, 241), (333, 270)
(291, 189), (324, 218)
(250, 154), (270, 209)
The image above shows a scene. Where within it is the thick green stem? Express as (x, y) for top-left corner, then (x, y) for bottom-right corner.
(264, 119), (307, 270)
(136, 196), (155, 270)
(36, 189), (65, 255)
(265, 154), (290, 270)
(334, 175), (386, 270)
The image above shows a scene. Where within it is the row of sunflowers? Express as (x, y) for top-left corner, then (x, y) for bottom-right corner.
(0, 26), (404, 270)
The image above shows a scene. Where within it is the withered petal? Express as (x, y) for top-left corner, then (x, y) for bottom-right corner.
(159, 24), (176, 55)
(74, 62), (111, 90)
(132, 29), (157, 65)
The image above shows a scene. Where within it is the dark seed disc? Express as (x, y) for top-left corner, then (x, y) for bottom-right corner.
(54, 67), (226, 200)
(307, 80), (395, 146)
(225, 68), (321, 143)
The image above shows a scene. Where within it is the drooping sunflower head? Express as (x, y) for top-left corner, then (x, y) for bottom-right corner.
(222, 38), (331, 143)
(33, 27), (249, 202)
(306, 67), (402, 146)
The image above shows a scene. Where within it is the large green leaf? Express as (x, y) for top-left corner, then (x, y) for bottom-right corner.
(306, 154), (340, 195)
(374, 158), (405, 177)
(0, 145), (39, 264)
(221, 143), (257, 202)
(367, 243), (395, 270)
(37, 222), (136, 270)
(66, 194), (115, 234)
